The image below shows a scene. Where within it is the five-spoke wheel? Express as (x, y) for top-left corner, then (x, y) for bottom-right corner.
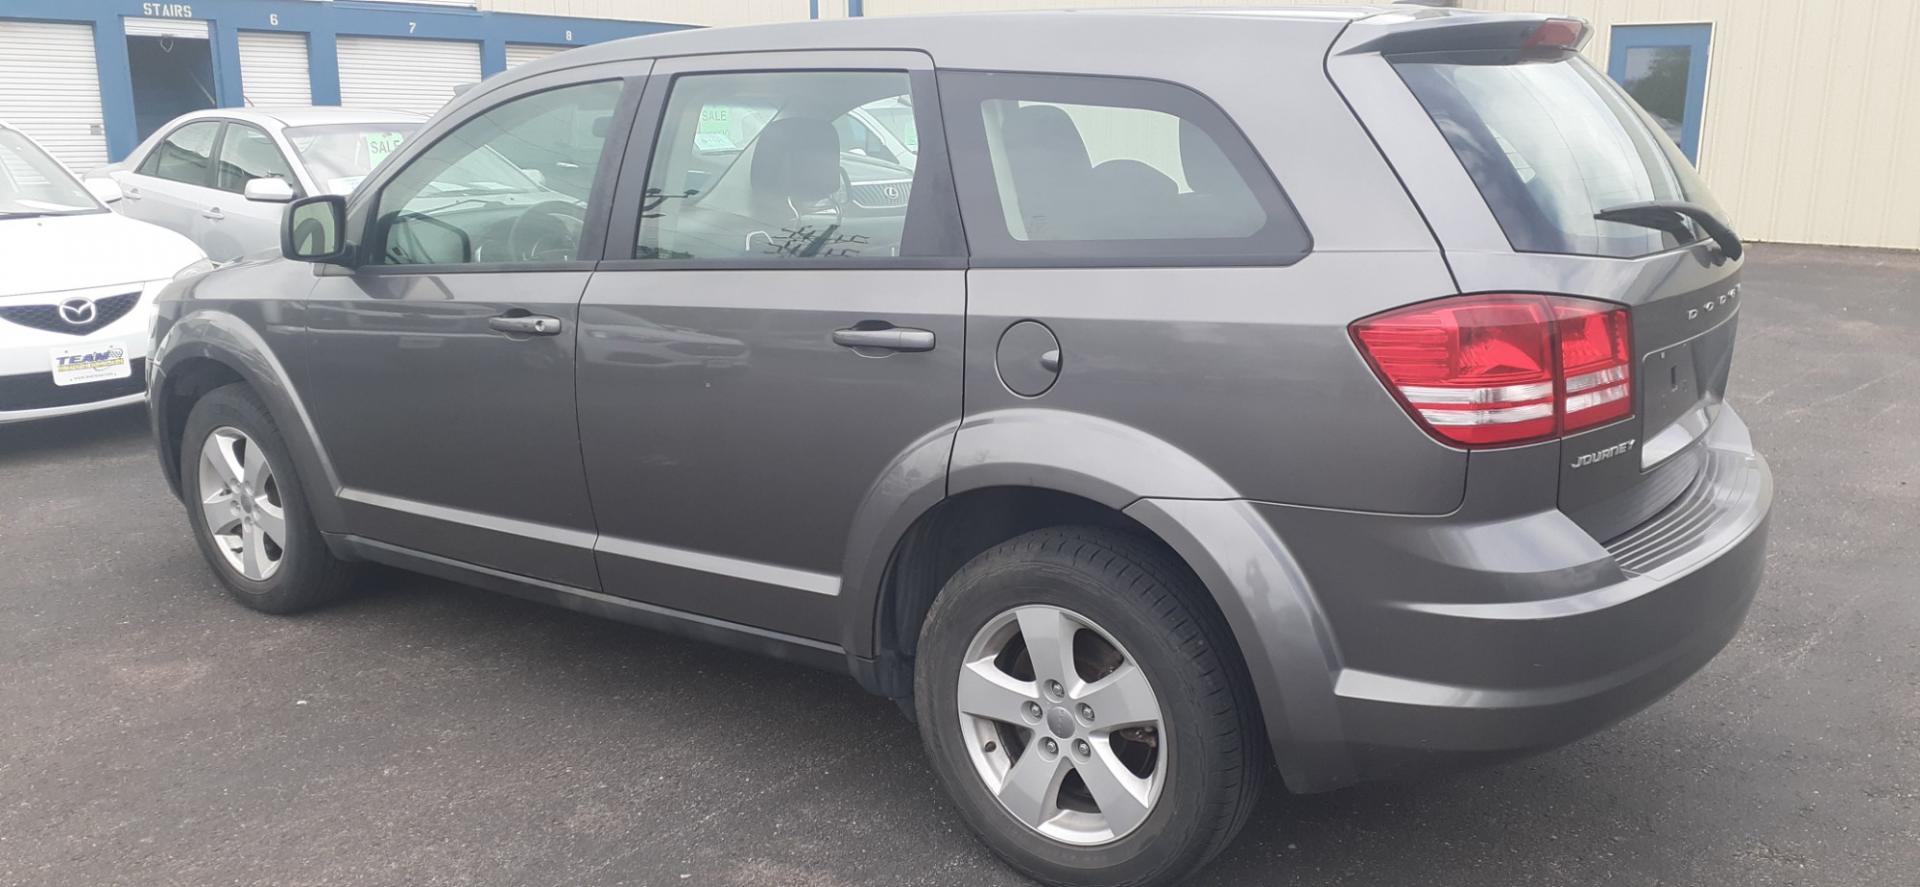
(197, 427), (286, 581)
(958, 605), (1166, 845)
(915, 527), (1264, 887)
(181, 383), (356, 613)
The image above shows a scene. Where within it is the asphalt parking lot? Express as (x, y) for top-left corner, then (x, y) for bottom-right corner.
(1, 243), (1916, 887)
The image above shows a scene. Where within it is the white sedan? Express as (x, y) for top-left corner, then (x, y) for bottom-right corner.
(1, 119), (207, 424)
(90, 107), (423, 263)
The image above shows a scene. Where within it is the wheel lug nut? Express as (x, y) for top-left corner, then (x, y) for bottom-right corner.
(1078, 703), (1094, 722)
(1023, 701), (1042, 719)
(1041, 738), (1058, 755)
(1046, 680), (1064, 699)
(1074, 739), (1091, 758)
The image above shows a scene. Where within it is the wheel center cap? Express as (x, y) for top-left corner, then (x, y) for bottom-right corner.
(1046, 706), (1075, 739)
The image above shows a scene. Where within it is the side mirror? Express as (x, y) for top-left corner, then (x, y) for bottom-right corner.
(244, 177), (296, 203)
(282, 195), (351, 265)
(84, 177), (123, 204)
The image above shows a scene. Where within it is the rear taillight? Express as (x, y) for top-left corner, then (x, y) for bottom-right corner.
(1352, 293), (1632, 448)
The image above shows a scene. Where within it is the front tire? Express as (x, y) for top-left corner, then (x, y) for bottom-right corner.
(914, 527), (1265, 887)
(180, 383), (355, 613)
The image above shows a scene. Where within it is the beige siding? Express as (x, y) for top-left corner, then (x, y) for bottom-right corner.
(864, 0), (1378, 11)
(477, 0), (817, 26)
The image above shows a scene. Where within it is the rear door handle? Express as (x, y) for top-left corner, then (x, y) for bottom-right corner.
(490, 314), (563, 336)
(832, 327), (935, 352)
(122, 187), (142, 200)
(201, 207), (224, 221)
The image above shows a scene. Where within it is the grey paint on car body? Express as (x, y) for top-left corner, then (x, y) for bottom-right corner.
(149, 5), (1773, 797)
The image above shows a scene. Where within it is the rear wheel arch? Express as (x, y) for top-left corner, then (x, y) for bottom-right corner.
(859, 488), (1264, 728)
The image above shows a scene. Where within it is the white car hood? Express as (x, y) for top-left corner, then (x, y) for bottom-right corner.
(0, 211), (204, 298)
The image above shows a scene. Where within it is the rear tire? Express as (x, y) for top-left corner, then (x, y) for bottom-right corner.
(180, 383), (356, 614)
(914, 527), (1264, 887)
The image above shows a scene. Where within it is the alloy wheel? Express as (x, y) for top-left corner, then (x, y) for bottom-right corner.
(196, 427), (286, 581)
(957, 604), (1167, 845)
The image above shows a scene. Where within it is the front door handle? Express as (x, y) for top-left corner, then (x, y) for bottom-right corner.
(122, 187), (142, 200)
(490, 314), (563, 336)
(832, 326), (935, 352)
(201, 207), (224, 221)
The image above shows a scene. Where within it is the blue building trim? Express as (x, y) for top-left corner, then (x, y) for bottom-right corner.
(0, 0), (688, 162)
(848, 0), (865, 16)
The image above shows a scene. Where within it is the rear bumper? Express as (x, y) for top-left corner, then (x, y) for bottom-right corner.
(1250, 406), (1771, 785)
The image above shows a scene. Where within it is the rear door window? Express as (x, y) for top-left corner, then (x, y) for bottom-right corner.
(1392, 53), (1725, 258)
(140, 120), (222, 187)
(633, 70), (953, 263)
(939, 71), (1309, 266)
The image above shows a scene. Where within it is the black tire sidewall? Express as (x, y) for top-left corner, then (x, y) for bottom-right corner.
(915, 536), (1242, 886)
(179, 385), (328, 610)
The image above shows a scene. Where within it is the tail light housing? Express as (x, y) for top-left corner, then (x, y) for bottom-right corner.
(1352, 293), (1632, 448)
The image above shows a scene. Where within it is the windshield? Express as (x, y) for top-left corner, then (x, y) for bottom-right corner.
(284, 123), (422, 195)
(1393, 53), (1725, 259)
(0, 129), (101, 217)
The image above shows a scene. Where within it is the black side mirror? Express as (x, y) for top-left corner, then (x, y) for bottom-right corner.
(282, 195), (351, 265)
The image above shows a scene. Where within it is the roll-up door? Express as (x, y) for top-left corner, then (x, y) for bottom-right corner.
(238, 31), (312, 108)
(505, 43), (566, 69)
(0, 20), (109, 172)
(124, 17), (208, 39)
(337, 36), (481, 117)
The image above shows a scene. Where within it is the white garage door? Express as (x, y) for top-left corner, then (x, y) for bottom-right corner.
(505, 43), (567, 69)
(0, 20), (108, 172)
(337, 36), (481, 117)
(238, 31), (312, 108)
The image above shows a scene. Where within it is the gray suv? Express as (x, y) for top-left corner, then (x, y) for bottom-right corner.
(148, 9), (1773, 886)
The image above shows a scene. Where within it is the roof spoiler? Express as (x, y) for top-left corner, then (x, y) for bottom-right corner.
(1337, 12), (1590, 56)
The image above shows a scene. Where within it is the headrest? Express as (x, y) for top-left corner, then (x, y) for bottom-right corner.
(750, 117), (841, 204)
(1002, 104), (1091, 173)
(1178, 120), (1241, 195)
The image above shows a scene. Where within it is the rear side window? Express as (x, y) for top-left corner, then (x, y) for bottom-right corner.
(940, 71), (1309, 266)
(140, 121), (221, 186)
(1392, 53), (1724, 258)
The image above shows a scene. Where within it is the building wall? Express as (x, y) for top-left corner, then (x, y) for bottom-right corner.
(478, 1), (828, 26)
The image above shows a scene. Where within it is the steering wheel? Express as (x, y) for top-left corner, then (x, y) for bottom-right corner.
(506, 200), (587, 262)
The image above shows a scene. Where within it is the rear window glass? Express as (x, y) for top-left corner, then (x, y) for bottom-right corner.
(940, 71), (1310, 266)
(1393, 53), (1724, 259)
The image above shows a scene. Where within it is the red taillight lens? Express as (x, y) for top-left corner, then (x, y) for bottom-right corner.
(1352, 294), (1632, 448)
(1524, 18), (1589, 50)
(1554, 300), (1632, 432)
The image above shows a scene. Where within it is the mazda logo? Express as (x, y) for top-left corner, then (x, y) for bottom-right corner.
(57, 298), (97, 326)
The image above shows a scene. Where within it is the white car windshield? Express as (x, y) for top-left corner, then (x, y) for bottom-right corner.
(0, 129), (101, 217)
(284, 123), (422, 195)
